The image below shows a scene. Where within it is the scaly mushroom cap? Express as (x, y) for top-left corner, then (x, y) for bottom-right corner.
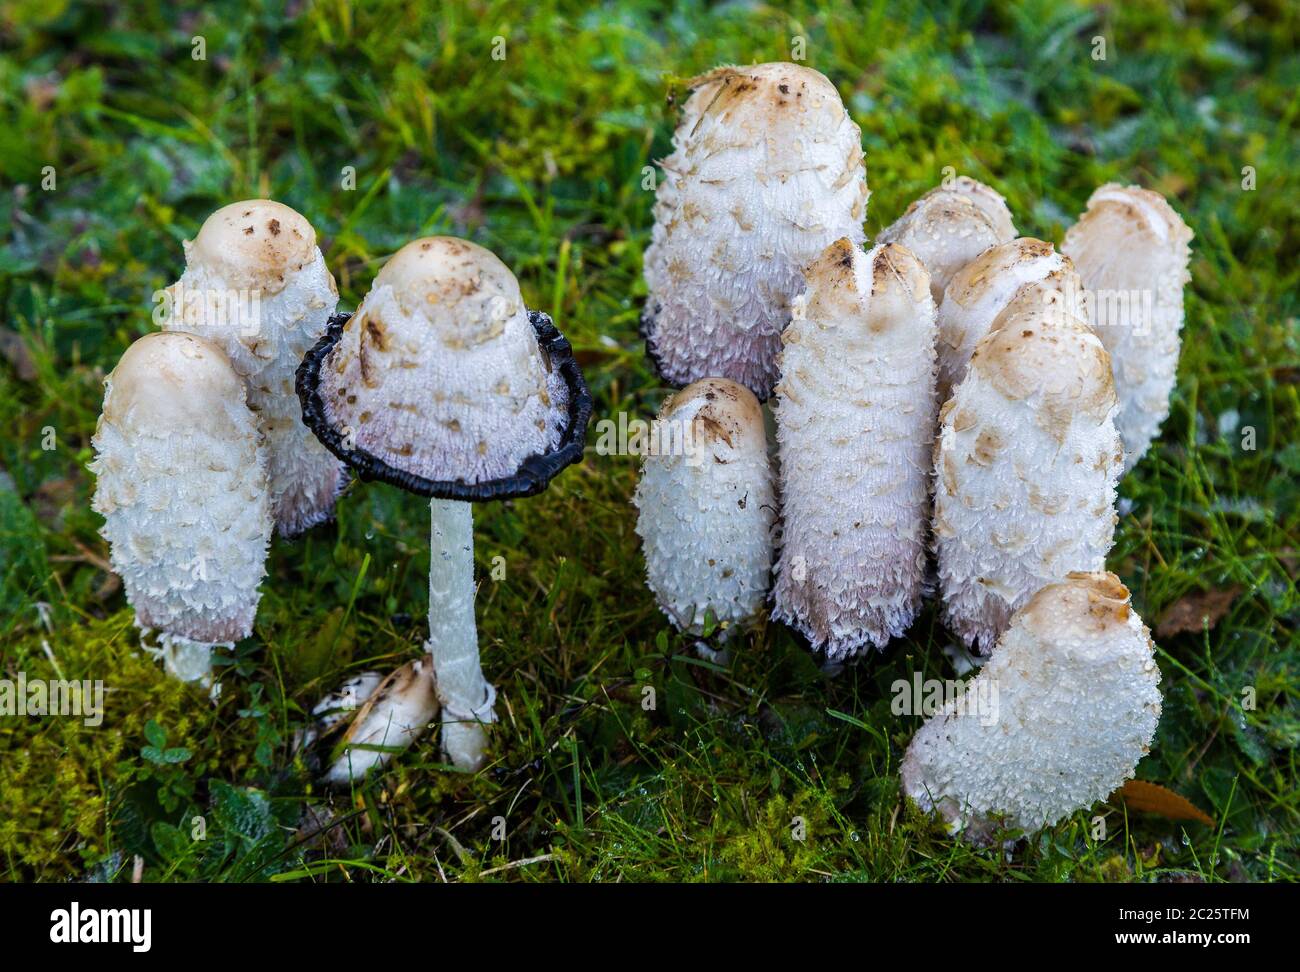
(164, 199), (342, 537)
(936, 238), (1087, 400)
(298, 237), (591, 500)
(934, 305), (1121, 651)
(878, 177), (1017, 304)
(642, 62), (869, 399)
(90, 332), (272, 643)
(901, 571), (1162, 840)
(1061, 183), (1193, 472)
(772, 240), (937, 658)
(633, 377), (775, 638)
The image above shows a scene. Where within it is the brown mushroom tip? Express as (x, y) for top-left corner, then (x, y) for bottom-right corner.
(972, 305), (1116, 420)
(1021, 570), (1134, 634)
(189, 199), (317, 292)
(374, 236), (524, 336)
(686, 60), (839, 104)
(806, 236), (858, 275)
(661, 377), (766, 452)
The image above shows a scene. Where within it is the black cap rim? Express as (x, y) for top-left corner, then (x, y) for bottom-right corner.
(296, 310), (593, 502)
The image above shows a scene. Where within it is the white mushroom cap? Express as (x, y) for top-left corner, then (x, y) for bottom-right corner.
(934, 303), (1122, 650)
(643, 62), (869, 399)
(772, 240), (938, 657)
(165, 199), (342, 536)
(91, 332), (272, 645)
(633, 378), (776, 639)
(878, 177), (1017, 304)
(901, 571), (1162, 840)
(936, 237), (1087, 399)
(312, 237), (572, 490)
(1061, 183), (1193, 471)
(101, 331), (251, 438)
(187, 199), (320, 296)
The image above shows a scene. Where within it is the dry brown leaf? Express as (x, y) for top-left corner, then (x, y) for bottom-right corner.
(1116, 780), (1215, 826)
(1156, 585), (1241, 638)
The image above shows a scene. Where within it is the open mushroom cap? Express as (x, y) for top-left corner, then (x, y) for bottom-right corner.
(102, 331), (247, 435)
(297, 237), (591, 501)
(187, 199), (318, 296)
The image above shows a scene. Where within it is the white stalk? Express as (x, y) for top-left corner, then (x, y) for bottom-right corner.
(427, 498), (496, 770)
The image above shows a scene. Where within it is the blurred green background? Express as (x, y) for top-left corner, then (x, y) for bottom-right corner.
(0, 0), (1296, 881)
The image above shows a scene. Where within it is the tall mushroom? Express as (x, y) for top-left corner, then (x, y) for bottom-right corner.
(633, 377), (775, 642)
(297, 236), (591, 772)
(642, 62), (869, 399)
(1061, 184), (1194, 471)
(934, 301), (1122, 651)
(771, 239), (937, 658)
(90, 332), (272, 683)
(878, 176), (1016, 305)
(935, 237), (1087, 401)
(163, 199), (343, 536)
(901, 571), (1162, 841)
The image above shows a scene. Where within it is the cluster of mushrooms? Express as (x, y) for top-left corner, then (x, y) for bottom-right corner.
(90, 204), (591, 779)
(88, 61), (1194, 841)
(634, 63), (1191, 840)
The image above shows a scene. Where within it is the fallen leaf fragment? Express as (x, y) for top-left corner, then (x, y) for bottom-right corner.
(1116, 779), (1214, 826)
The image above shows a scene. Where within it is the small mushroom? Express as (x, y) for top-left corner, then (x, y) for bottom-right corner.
(163, 199), (343, 537)
(323, 659), (440, 785)
(642, 62), (869, 400)
(878, 177), (1016, 304)
(935, 237), (1088, 400)
(901, 571), (1162, 841)
(771, 240), (937, 658)
(934, 301), (1122, 651)
(90, 332), (272, 684)
(1061, 184), (1194, 471)
(297, 237), (591, 775)
(633, 378), (775, 641)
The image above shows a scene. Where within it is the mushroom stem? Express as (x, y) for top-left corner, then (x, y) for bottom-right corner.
(426, 497), (496, 770)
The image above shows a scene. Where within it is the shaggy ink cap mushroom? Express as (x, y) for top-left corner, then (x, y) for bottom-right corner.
(902, 571), (1162, 842)
(297, 236), (591, 773)
(772, 239), (938, 659)
(633, 377), (776, 641)
(878, 177), (1017, 305)
(933, 302), (1122, 652)
(163, 199), (342, 537)
(1061, 183), (1193, 472)
(642, 62), (869, 400)
(298, 236), (590, 499)
(91, 332), (272, 684)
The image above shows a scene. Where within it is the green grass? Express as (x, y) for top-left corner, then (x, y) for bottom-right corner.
(1, 0), (1297, 882)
